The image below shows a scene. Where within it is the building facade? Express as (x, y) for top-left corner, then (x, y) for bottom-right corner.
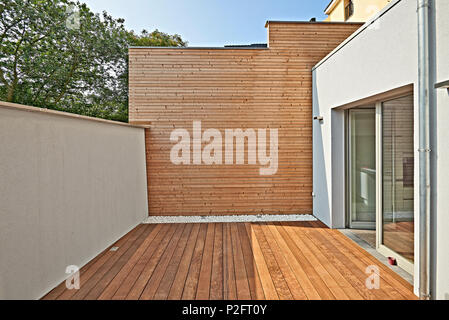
(127, 0), (449, 299)
(325, 0), (392, 22)
(314, 0), (449, 299)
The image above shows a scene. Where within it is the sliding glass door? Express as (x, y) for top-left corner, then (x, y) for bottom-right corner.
(347, 94), (415, 273)
(348, 108), (376, 229)
(378, 95), (415, 267)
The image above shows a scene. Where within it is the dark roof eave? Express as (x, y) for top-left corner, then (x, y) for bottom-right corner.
(129, 46), (269, 50)
(224, 43), (267, 48)
(264, 20), (364, 28)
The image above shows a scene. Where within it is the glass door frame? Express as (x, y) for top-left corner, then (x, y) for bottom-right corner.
(347, 108), (376, 230)
(375, 102), (415, 275)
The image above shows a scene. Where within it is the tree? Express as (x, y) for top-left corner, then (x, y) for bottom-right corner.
(127, 29), (187, 47)
(0, 0), (186, 122)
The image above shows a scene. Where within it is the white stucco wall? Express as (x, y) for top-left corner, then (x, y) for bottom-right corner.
(433, 0), (449, 301)
(0, 102), (149, 299)
(313, 0), (449, 299)
(313, 0), (418, 228)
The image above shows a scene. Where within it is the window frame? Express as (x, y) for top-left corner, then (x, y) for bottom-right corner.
(345, 0), (354, 21)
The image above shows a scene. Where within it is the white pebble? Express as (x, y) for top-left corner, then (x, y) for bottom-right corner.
(143, 214), (317, 224)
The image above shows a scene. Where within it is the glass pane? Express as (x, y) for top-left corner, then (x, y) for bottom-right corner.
(382, 95), (414, 262)
(350, 109), (376, 229)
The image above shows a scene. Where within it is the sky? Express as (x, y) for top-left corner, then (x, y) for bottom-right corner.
(81, 0), (330, 47)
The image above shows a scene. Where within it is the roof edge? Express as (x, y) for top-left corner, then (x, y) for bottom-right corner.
(324, 0), (340, 15)
(0, 101), (150, 129)
(313, 0), (402, 71)
(129, 46), (269, 50)
(264, 20), (364, 28)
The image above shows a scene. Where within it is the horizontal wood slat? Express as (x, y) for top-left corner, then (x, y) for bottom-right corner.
(129, 22), (361, 216)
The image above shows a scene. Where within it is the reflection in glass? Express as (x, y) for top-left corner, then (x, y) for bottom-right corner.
(382, 95), (414, 262)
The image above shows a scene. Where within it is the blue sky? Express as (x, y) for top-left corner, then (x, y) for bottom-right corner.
(81, 0), (330, 47)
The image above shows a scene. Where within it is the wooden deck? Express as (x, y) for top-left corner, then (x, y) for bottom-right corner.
(42, 221), (417, 300)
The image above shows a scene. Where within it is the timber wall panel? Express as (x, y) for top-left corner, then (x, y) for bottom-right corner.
(129, 22), (362, 216)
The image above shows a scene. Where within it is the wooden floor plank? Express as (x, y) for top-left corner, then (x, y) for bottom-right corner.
(210, 223), (224, 300)
(181, 223), (208, 300)
(223, 223), (237, 300)
(237, 223), (265, 300)
(261, 223), (308, 300)
(99, 224), (161, 300)
(268, 223), (321, 300)
(153, 224), (194, 300)
(300, 222), (375, 300)
(315, 221), (414, 291)
(252, 223), (293, 299)
(126, 224), (178, 300)
(111, 224), (169, 299)
(244, 223), (279, 300)
(307, 221), (404, 300)
(230, 223), (252, 300)
(140, 224), (186, 299)
(167, 224), (201, 300)
(43, 222), (417, 301)
(286, 223), (349, 300)
(71, 225), (148, 300)
(334, 229), (416, 296)
(292, 222), (364, 300)
(42, 229), (127, 300)
(316, 222), (417, 300)
(42, 246), (107, 300)
(196, 223), (216, 300)
(84, 225), (154, 299)
(276, 222), (335, 300)
(53, 225), (143, 300)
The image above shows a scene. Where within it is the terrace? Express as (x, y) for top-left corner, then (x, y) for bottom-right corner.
(43, 221), (416, 300)
(2, 2), (429, 300)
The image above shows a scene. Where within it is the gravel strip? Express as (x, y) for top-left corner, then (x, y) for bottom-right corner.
(143, 214), (317, 224)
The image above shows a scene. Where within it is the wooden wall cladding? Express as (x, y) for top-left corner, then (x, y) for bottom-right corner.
(129, 22), (362, 216)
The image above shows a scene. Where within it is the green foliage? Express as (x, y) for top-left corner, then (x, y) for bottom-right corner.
(127, 29), (187, 47)
(0, 0), (186, 122)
